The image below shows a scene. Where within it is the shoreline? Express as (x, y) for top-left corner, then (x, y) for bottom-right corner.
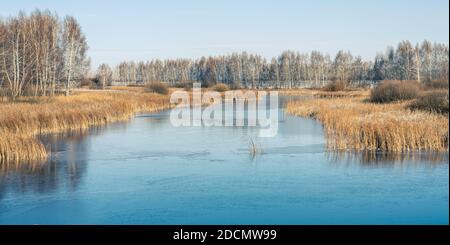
(1, 87), (449, 164)
(286, 91), (449, 152)
(0, 89), (171, 164)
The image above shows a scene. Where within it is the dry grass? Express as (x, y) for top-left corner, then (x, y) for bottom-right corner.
(0, 133), (48, 164)
(108, 86), (144, 92)
(248, 136), (262, 157)
(287, 96), (449, 152)
(279, 88), (369, 98)
(0, 90), (171, 164)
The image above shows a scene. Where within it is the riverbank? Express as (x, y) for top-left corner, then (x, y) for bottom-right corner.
(279, 88), (370, 98)
(0, 89), (171, 164)
(286, 91), (449, 152)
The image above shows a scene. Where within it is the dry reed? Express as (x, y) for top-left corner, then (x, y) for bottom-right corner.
(287, 96), (449, 152)
(279, 88), (369, 98)
(0, 90), (171, 163)
(248, 136), (263, 157)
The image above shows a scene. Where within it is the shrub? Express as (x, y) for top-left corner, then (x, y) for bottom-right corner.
(0, 88), (8, 98)
(410, 91), (449, 114)
(211, 83), (229, 92)
(81, 78), (100, 89)
(426, 80), (449, 90)
(21, 84), (36, 97)
(80, 78), (95, 88)
(145, 82), (169, 95)
(370, 80), (420, 103)
(323, 80), (347, 92)
(229, 83), (241, 90)
(173, 81), (194, 88)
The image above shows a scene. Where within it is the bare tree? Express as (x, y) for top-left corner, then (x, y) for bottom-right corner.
(108, 41), (448, 89)
(97, 63), (112, 89)
(61, 16), (87, 96)
(30, 10), (60, 96)
(414, 43), (421, 83)
(333, 50), (353, 83)
(396, 41), (415, 80)
(421, 40), (433, 82)
(0, 13), (35, 100)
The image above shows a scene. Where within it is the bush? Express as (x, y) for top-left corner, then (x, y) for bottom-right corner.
(144, 82), (169, 95)
(426, 80), (449, 90)
(410, 91), (449, 114)
(173, 81), (194, 88)
(81, 78), (101, 89)
(370, 80), (420, 103)
(229, 83), (241, 90)
(80, 78), (95, 88)
(323, 80), (347, 92)
(211, 83), (229, 92)
(0, 88), (8, 98)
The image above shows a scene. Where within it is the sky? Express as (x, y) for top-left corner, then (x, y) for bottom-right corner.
(1, 0), (449, 68)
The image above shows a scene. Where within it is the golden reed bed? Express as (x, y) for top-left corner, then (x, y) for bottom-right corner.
(0, 91), (170, 164)
(286, 96), (449, 152)
(279, 88), (370, 98)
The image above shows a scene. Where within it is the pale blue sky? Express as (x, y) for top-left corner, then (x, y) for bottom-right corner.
(1, 0), (449, 67)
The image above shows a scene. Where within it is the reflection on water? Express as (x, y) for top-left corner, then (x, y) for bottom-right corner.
(328, 151), (449, 167)
(0, 95), (448, 224)
(0, 130), (91, 200)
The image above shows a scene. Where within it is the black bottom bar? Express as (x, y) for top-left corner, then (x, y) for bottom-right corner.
(0, 225), (448, 243)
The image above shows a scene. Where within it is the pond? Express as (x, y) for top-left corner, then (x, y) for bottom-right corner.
(0, 96), (448, 224)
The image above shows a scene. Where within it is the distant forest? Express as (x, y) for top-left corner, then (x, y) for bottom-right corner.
(109, 41), (449, 88)
(1, 10), (449, 100)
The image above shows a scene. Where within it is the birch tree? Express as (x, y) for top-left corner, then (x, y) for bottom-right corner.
(396, 41), (415, 80)
(421, 40), (433, 82)
(333, 50), (353, 83)
(61, 16), (87, 96)
(30, 10), (60, 96)
(414, 43), (421, 83)
(0, 13), (35, 100)
(97, 63), (112, 89)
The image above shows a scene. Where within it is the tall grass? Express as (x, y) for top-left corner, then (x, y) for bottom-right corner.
(248, 136), (262, 157)
(287, 97), (449, 152)
(0, 133), (47, 163)
(0, 90), (170, 163)
(279, 88), (369, 98)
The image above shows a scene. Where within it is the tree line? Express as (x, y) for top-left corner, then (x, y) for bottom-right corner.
(104, 40), (448, 89)
(1, 11), (449, 99)
(0, 10), (88, 100)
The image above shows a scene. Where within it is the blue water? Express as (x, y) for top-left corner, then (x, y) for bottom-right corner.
(0, 97), (448, 224)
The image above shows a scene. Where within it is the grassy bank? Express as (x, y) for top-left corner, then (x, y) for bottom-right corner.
(279, 88), (370, 98)
(0, 90), (171, 164)
(286, 95), (449, 152)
